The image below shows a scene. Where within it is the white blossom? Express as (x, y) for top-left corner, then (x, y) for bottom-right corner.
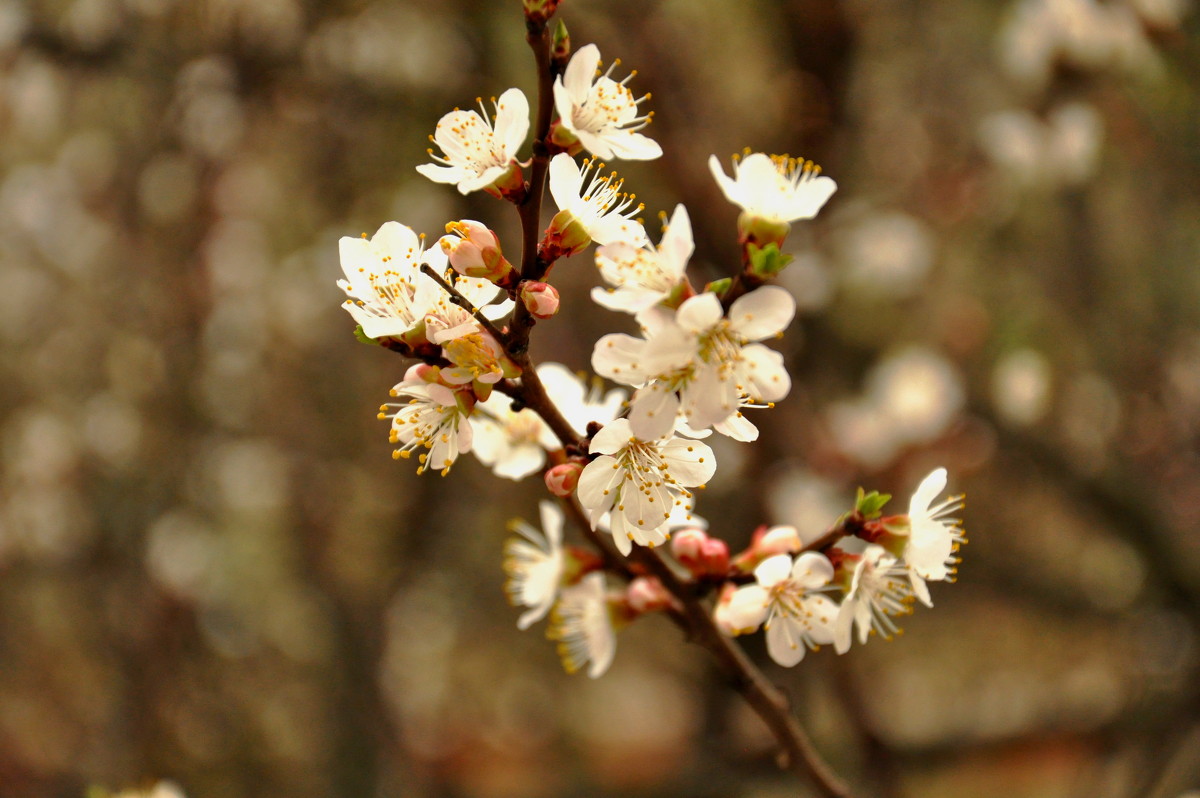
(903, 467), (966, 607)
(538, 361), (627, 438)
(709, 152), (837, 224)
(592, 203), (693, 315)
(548, 153), (647, 246)
(553, 44), (661, 161)
(592, 286), (795, 440)
(832, 544), (915, 654)
(504, 501), (565, 629)
(470, 390), (555, 480)
(379, 365), (473, 476)
(338, 224), (503, 340)
(576, 419), (715, 555)
(548, 572), (616, 678)
(417, 88), (530, 194)
(724, 552), (838, 667)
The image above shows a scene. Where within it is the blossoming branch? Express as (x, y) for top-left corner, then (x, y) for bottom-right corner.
(336, 2), (968, 794)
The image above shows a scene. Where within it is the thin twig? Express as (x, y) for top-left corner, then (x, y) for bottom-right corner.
(418, 263), (509, 344)
(632, 545), (857, 798)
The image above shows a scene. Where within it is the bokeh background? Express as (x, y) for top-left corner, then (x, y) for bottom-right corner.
(1, 0), (1199, 796)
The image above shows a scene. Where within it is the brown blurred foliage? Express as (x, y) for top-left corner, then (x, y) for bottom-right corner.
(0, 0), (1198, 796)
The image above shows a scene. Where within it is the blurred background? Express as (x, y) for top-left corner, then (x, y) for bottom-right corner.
(1, 0), (1198, 796)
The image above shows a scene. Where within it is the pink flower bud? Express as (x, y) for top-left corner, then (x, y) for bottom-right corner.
(544, 462), (582, 497)
(626, 576), (673, 614)
(520, 281), (560, 319)
(671, 528), (709, 573)
(758, 525), (803, 556)
(441, 220), (515, 285)
(699, 536), (730, 575)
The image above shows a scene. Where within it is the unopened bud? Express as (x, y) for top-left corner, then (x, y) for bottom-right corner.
(544, 462), (582, 497)
(737, 211), (791, 251)
(540, 208), (593, 262)
(699, 536), (730, 575)
(732, 524), (803, 572)
(520, 281), (560, 319)
(865, 515), (911, 559)
(671, 528), (708, 570)
(758, 525), (803, 556)
(626, 576), (674, 614)
(523, 0), (560, 25)
(441, 220), (516, 286)
(671, 528), (729, 577)
(548, 121), (583, 156)
(551, 19), (571, 67)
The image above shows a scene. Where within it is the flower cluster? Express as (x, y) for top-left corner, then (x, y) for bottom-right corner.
(338, 0), (969, 688)
(714, 468), (966, 666)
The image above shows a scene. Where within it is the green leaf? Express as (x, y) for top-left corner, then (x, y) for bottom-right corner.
(747, 242), (793, 277)
(705, 277), (732, 296)
(353, 325), (378, 345)
(855, 489), (892, 519)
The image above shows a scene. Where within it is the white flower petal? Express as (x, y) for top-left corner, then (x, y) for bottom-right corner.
(675, 292), (724, 333)
(766, 615), (807, 667)
(754, 553), (793, 588)
(728, 285), (796, 341)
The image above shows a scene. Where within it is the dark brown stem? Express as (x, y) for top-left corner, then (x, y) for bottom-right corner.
(507, 16), (557, 355)
(496, 354), (583, 451)
(630, 546), (856, 798)
(418, 263), (509, 344)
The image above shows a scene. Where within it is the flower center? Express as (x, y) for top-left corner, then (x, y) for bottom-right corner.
(444, 333), (502, 380)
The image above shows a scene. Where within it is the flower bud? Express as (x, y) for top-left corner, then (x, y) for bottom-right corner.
(544, 462), (582, 497)
(671, 528), (708, 571)
(540, 208), (593, 262)
(441, 220), (516, 286)
(699, 536), (731, 575)
(737, 211), (791, 251)
(520, 281), (560, 319)
(732, 524), (803, 572)
(548, 121), (583, 156)
(522, 0), (560, 25)
(758, 525), (803, 556)
(551, 19), (571, 68)
(626, 576), (674, 614)
(671, 528), (729, 577)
